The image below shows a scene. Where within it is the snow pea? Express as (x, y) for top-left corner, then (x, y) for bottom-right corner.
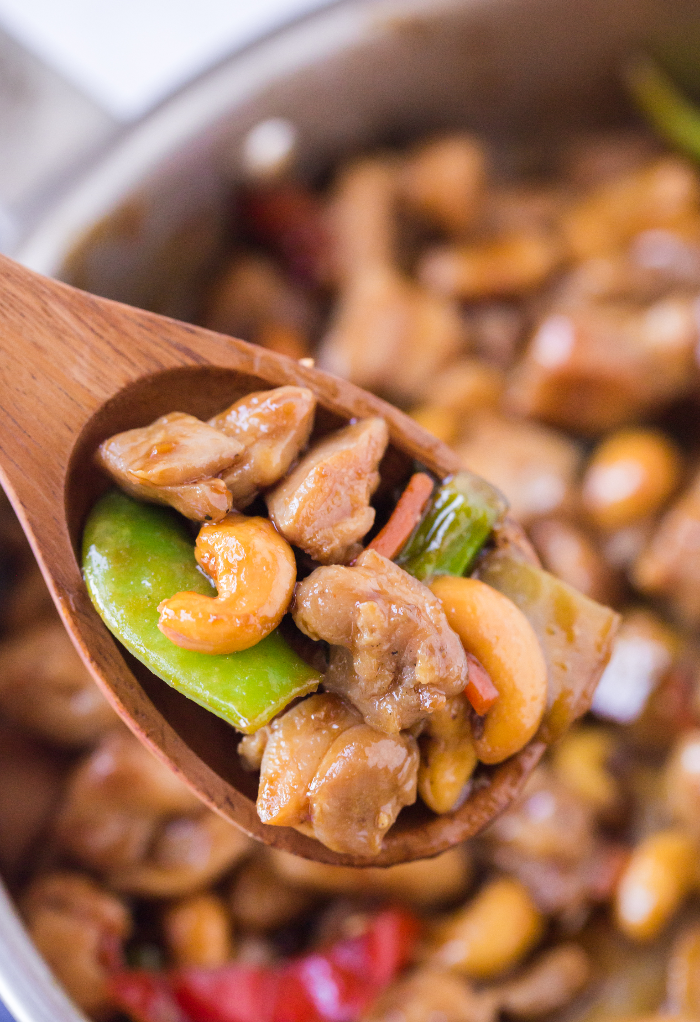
(626, 54), (700, 165)
(82, 490), (319, 733)
(396, 471), (507, 581)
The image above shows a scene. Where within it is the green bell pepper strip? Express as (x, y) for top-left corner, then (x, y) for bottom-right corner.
(625, 53), (700, 165)
(396, 470), (507, 581)
(82, 490), (319, 733)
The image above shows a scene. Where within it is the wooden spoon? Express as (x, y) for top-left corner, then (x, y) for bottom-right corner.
(0, 254), (544, 866)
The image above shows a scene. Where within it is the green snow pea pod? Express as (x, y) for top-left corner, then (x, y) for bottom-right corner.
(82, 490), (319, 733)
(626, 53), (700, 165)
(396, 470), (507, 581)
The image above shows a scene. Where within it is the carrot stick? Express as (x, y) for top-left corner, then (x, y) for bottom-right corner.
(465, 652), (500, 716)
(367, 473), (435, 561)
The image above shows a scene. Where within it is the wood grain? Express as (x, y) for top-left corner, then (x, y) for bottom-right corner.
(0, 253), (544, 866)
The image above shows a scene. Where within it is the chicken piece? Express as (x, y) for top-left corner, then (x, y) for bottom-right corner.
(528, 517), (620, 605)
(327, 156), (397, 281)
(317, 265), (465, 403)
(508, 299), (699, 434)
(97, 411), (244, 521)
(268, 844), (471, 907)
(400, 133), (487, 236)
(0, 616), (115, 745)
(635, 471), (700, 627)
(455, 413), (581, 525)
(267, 417), (388, 564)
(561, 156), (700, 260)
(229, 855), (316, 932)
(55, 728), (202, 874)
(309, 722), (419, 855)
(56, 729), (249, 896)
(208, 386), (316, 507)
(110, 811), (251, 897)
(0, 723), (65, 883)
(22, 872), (131, 1019)
(254, 693), (362, 826)
(494, 943), (591, 1017)
(419, 231), (562, 301)
(482, 767), (626, 920)
(294, 548), (468, 732)
(253, 692), (419, 856)
(591, 610), (679, 725)
(201, 253), (316, 343)
(485, 767), (597, 864)
(365, 969), (497, 1022)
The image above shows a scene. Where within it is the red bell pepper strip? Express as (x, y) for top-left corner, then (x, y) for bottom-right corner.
(116, 908), (420, 1022)
(464, 651), (500, 716)
(366, 473), (434, 562)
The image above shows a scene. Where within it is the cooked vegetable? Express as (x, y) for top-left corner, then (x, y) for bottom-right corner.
(626, 53), (700, 165)
(82, 490), (319, 733)
(366, 472), (434, 561)
(111, 907), (419, 1022)
(476, 546), (620, 743)
(464, 651), (500, 716)
(396, 471), (507, 581)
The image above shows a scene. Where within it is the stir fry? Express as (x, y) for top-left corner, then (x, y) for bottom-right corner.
(4, 119), (700, 1022)
(84, 375), (616, 857)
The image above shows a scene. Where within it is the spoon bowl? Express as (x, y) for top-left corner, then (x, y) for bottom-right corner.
(0, 253), (544, 866)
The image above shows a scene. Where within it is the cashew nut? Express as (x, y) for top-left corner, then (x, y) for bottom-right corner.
(430, 576), (548, 764)
(158, 514), (296, 654)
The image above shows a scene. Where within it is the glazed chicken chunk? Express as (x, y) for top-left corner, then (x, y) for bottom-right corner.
(293, 548), (469, 732)
(244, 693), (419, 857)
(634, 468), (700, 626)
(266, 416), (389, 563)
(97, 411), (243, 521)
(208, 386), (316, 507)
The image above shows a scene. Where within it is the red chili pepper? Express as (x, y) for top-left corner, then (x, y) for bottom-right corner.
(110, 971), (190, 1022)
(271, 965), (321, 1022)
(291, 908), (420, 1021)
(117, 908), (421, 1022)
(240, 183), (331, 286)
(173, 965), (278, 1022)
(364, 907), (421, 986)
(464, 651), (500, 716)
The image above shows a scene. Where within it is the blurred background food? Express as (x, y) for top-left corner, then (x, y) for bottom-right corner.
(6, 1), (700, 1021)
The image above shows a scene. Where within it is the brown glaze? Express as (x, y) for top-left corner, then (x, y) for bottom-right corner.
(0, 253), (545, 866)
